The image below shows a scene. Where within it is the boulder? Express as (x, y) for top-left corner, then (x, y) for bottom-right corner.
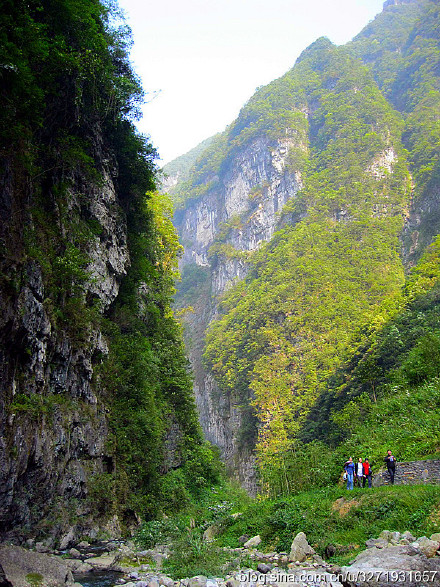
(0, 563), (11, 587)
(342, 544), (440, 586)
(188, 576), (208, 587)
(257, 563), (271, 574)
(75, 562), (93, 573)
(431, 533), (440, 543)
(0, 544), (74, 586)
(401, 531), (416, 543)
(378, 530), (392, 541)
(68, 548), (81, 559)
(59, 529), (76, 550)
(243, 535), (261, 549)
(63, 559), (84, 571)
(418, 537), (439, 558)
(365, 538), (389, 549)
(288, 532), (315, 562)
(87, 553), (120, 571)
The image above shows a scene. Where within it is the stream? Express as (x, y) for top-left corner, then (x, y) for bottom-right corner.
(74, 570), (123, 587)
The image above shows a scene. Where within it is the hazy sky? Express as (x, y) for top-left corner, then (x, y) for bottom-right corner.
(117, 0), (385, 165)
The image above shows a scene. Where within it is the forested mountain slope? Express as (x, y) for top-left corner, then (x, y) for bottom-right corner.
(0, 0), (218, 543)
(167, 0), (440, 494)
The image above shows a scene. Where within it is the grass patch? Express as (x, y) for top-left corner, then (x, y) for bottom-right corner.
(25, 573), (44, 587)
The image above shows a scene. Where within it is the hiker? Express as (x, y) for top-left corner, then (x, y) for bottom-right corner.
(344, 457), (355, 490)
(384, 450), (397, 485)
(355, 457), (364, 487)
(363, 458), (372, 488)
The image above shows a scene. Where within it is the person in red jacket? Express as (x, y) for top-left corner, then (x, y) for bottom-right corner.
(362, 458), (372, 488)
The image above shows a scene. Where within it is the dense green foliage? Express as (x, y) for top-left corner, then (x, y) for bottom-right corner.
(0, 0), (220, 525)
(352, 0), (440, 261)
(218, 484), (440, 564)
(98, 192), (222, 519)
(135, 480), (252, 578)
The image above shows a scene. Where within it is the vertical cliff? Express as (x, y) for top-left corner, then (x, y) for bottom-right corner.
(0, 0), (215, 543)
(169, 78), (308, 491)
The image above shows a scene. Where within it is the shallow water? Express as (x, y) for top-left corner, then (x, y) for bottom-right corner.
(75, 570), (123, 587)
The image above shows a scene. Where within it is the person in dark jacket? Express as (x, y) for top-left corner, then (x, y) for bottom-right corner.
(384, 450), (397, 484)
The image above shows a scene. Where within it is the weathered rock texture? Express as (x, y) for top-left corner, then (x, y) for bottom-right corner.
(288, 532), (315, 563)
(0, 162), (126, 541)
(372, 460), (440, 487)
(171, 136), (304, 492)
(342, 544), (440, 587)
(0, 545), (75, 587)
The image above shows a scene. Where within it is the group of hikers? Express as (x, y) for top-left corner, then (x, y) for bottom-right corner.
(343, 450), (397, 490)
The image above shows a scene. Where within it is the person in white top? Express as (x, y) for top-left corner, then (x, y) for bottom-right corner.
(355, 457), (364, 487)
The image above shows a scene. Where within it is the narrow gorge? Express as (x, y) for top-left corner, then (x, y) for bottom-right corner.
(1, 2), (440, 582)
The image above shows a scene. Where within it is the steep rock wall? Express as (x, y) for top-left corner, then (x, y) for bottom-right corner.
(173, 135), (303, 492)
(0, 160), (128, 542)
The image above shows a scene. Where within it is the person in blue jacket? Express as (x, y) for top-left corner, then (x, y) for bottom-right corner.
(344, 457), (355, 490)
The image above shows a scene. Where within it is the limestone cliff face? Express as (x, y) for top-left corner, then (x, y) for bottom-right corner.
(0, 159), (128, 542)
(172, 135), (304, 492)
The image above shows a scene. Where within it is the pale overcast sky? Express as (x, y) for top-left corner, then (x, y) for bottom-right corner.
(117, 0), (385, 165)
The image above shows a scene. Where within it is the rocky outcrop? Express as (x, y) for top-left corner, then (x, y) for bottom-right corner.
(0, 161), (128, 542)
(0, 545), (76, 587)
(173, 135), (304, 492)
(401, 188), (440, 267)
(337, 530), (440, 586)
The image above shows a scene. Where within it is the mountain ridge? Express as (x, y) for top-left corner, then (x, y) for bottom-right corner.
(167, 0), (440, 494)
